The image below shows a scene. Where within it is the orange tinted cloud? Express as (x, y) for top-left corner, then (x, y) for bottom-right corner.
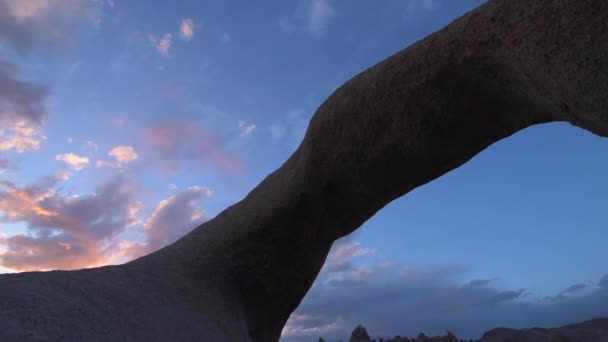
(0, 173), (215, 272)
(0, 175), (141, 272)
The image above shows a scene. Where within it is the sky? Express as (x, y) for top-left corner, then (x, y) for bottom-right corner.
(0, 0), (607, 341)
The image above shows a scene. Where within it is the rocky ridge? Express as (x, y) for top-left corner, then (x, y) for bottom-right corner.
(329, 318), (608, 342)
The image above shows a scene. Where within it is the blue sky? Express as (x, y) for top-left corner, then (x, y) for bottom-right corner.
(0, 0), (607, 340)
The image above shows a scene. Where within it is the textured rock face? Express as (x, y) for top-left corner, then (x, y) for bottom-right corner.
(1, 0), (607, 341)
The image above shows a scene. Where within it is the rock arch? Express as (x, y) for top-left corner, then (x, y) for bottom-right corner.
(1, 0), (606, 341)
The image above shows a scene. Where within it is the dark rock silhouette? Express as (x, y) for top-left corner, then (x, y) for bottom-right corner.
(350, 324), (372, 342)
(479, 317), (608, 342)
(1, 0), (607, 340)
(347, 318), (608, 342)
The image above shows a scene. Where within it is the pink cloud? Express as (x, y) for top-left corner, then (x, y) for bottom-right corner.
(96, 145), (138, 168)
(108, 145), (138, 166)
(149, 33), (172, 57)
(0, 233), (107, 272)
(179, 18), (195, 41)
(55, 152), (89, 171)
(142, 186), (212, 252)
(110, 185), (213, 260)
(141, 122), (242, 174)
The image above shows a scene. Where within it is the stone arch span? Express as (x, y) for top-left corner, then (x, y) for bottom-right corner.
(1, 0), (607, 341)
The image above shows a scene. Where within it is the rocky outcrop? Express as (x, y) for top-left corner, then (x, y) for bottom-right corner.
(1, 0), (607, 341)
(350, 324), (372, 342)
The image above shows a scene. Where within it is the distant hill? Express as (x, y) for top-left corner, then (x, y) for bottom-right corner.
(332, 318), (608, 342)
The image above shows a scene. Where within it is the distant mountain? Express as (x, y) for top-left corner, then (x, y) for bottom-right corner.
(330, 318), (608, 342)
(479, 318), (608, 342)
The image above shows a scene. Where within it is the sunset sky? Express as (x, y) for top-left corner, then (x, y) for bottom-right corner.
(1, 0), (607, 341)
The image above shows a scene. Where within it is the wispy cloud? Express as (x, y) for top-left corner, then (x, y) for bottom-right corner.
(113, 185), (213, 260)
(307, 0), (335, 36)
(403, 0), (441, 21)
(279, 0), (335, 37)
(238, 120), (256, 138)
(219, 32), (231, 44)
(149, 33), (172, 57)
(268, 108), (311, 146)
(55, 152), (90, 171)
(141, 122), (242, 174)
(141, 186), (211, 252)
(179, 18), (195, 41)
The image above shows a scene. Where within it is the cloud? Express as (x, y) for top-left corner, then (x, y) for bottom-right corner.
(403, 0), (441, 21)
(0, 61), (48, 124)
(0, 62), (48, 153)
(0, 119), (45, 153)
(179, 18), (195, 41)
(108, 145), (138, 166)
(96, 145), (138, 168)
(307, 0), (335, 35)
(279, 0), (335, 36)
(111, 117), (126, 128)
(268, 108), (311, 145)
(0, 0), (103, 54)
(220, 32), (231, 43)
(140, 185), (212, 253)
(238, 120), (256, 137)
(141, 122), (241, 174)
(561, 283), (588, 295)
(0, 175), (141, 271)
(600, 274), (608, 288)
(149, 33), (172, 57)
(116, 185), (213, 260)
(55, 152), (89, 171)
(0, 158), (12, 173)
(0, 170), (214, 272)
(282, 241), (608, 342)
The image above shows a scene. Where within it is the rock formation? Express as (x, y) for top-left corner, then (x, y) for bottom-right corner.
(1, 0), (607, 341)
(350, 324), (372, 342)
